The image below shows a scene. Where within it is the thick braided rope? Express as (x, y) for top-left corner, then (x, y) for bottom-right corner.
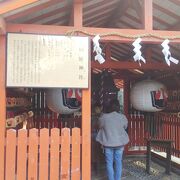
(65, 30), (180, 40)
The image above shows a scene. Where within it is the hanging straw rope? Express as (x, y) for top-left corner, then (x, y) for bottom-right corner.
(65, 30), (180, 40)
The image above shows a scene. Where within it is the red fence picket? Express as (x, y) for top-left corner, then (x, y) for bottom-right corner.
(4, 127), (81, 179)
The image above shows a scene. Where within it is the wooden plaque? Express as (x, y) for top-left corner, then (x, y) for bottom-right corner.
(6, 33), (90, 88)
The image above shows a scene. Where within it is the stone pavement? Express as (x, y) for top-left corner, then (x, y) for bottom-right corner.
(91, 157), (180, 180)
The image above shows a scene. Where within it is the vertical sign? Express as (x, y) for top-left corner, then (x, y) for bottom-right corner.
(6, 33), (89, 88)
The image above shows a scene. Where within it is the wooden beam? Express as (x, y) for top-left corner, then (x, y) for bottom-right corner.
(84, 3), (116, 24)
(68, 5), (74, 26)
(112, 72), (141, 79)
(6, 23), (180, 43)
(105, 43), (111, 61)
(85, 12), (109, 26)
(117, 19), (137, 29)
(24, 4), (70, 24)
(169, 0), (180, 6)
(5, 0), (61, 21)
(145, 47), (152, 61)
(0, 16), (6, 34)
(153, 3), (179, 20)
(106, 0), (129, 27)
(131, 0), (143, 28)
(44, 14), (69, 25)
(69, 0), (83, 26)
(144, 0), (153, 30)
(84, 0), (117, 19)
(91, 60), (180, 70)
(154, 16), (171, 29)
(73, 0), (83, 27)
(0, 0), (42, 15)
(169, 21), (180, 31)
(0, 35), (6, 180)
(124, 12), (141, 24)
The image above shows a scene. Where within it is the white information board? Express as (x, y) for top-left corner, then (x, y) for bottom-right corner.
(6, 33), (89, 88)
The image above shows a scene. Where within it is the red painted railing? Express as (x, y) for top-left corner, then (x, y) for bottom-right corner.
(127, 114), (180, 158)
(153, 113), (180, 158)
(127, 115), (146, 154)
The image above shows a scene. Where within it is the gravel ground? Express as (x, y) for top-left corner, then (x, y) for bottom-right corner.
(91, 157), (180, 180)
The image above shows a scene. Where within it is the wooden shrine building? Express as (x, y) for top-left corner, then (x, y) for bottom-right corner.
(0, 0), (180, 179)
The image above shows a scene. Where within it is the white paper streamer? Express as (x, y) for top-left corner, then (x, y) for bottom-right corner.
(161, 39), (179, 66)
(93, 35), (105, 64)
(132, 38), (146, 66)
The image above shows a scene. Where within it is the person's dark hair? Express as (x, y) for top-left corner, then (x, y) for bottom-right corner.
(109, 99), (120, 113)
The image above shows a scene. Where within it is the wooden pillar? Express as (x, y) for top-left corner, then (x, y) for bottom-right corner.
(124, 78), (130, 116)
(144, 0), (153, 30)
(73, 0), (83, 27)
(73, 0), (91, 179)
(124, 78), (130, 154)
(0, 35), (6, 180)
(82, 87), (91, 180)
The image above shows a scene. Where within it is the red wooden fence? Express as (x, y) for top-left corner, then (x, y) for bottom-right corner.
(32, 89), (81, 129)
(153, 113), (180, 158)
(5, 127), (81, 180)
(127, 114), (180, 158)
(127, 115), (146, 154)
